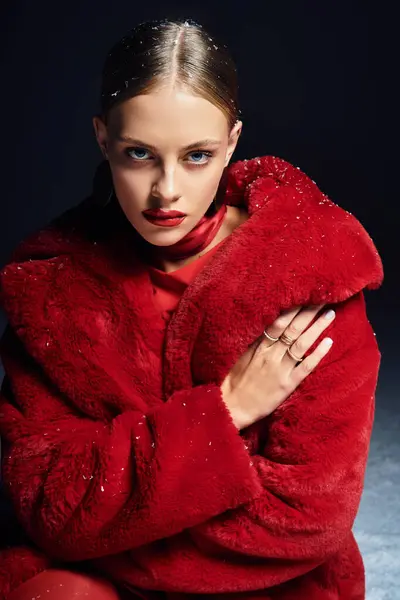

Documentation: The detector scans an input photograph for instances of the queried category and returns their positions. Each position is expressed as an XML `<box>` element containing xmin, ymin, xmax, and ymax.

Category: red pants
<box><xmin>8</xmin><ymin>569</ymin><xmax>134</xmax><ymax>600</ymax></box>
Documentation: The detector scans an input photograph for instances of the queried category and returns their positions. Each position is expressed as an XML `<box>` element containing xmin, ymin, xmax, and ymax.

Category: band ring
<box><xmin>286</xmin><ymin>346</ymin><xmax>303</xmax><ymax>362</ymax></box>
<box><xmin>263</xmin><ymin>330</ymin><xmax>280</xmax><ymax>342</ymax></box>
<box><xmin>279</xmin><ymin>332</ymin><xmax>296</xmax><ymax>346</ymax></box>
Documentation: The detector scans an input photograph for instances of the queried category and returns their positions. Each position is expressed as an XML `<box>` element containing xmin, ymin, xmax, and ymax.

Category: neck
<box><xmin>144</xmin><ymin>201</ymin><xmax>226</xmax><ymax>272</ymax></box>
<box><xmin>157</xmin><ymin>205</ymin><xmax>248</xmax><ymax>273</ymax></box>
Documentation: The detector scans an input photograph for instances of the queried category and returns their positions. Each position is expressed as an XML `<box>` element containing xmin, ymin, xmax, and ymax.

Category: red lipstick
<box><xmin>143</xmin><ymin>209</ymin><xmax>186</xmax><ymax>218</ymax></box>
<box><xmin>142</xmin><ymin>208</ymin><xmax>187</xmax><ymax>228</ymax></box>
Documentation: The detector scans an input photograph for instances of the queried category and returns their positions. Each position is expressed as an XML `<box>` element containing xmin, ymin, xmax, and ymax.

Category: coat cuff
<box><xmin>148</xmin><ymin>384</ymin><xmax>263</xmax><ymax>526</ymax></box>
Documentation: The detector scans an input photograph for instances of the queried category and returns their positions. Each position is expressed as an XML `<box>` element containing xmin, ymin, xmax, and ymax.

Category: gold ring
<box><xmin>263</xmin><ymin>330</ymin><xmax>280</xmax><ymax>342</ymax></box>
<box><xmin>280</xmin><ymin>332</ymin><xmax>295</xmax><ymax>346</ymax></box>
<box><xmin>287</xmin><ymin>347</ymin><xmax>303</xmax><ymax>362</ymax></box>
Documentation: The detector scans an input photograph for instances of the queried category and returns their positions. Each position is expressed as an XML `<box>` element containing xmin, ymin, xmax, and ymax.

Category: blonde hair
<box><xmin>100</xmin><ymin>19</ymin><xmax>240</xmax><ymax>129</ymax></box>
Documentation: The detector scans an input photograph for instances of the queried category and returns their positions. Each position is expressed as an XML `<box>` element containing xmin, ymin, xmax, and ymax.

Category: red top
<box><xmin>147</xmin><ymin>239</ymin><xmax>226</xmax><ymax>322</ymax></box>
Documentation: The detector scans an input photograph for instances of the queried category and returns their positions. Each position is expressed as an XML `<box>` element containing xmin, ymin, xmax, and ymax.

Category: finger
<box><xmin>282</xmin><ymin>308</ymin><xmax>335</xmax><ymax>367</ymax></box>
<box><xmin>291</xmin><ymin>336</ymin><xmax>333</xmax><ymax>386</ymax></box>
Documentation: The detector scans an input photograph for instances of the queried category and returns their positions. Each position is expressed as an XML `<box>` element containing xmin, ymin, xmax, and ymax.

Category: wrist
<box><xmin>231</xmin><ymin>407</ymin><xmax>253</xmax><ymax>431</ymax></box>
<box><xmin>221</xmin><ymin>388</ymin><xmax>253</xmax><ymax>431</ymax></box>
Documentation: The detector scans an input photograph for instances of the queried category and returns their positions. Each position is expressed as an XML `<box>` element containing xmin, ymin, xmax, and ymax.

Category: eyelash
<box><xmin>124</xmin><ymin>147</ymin><xmax>214</xmax><ymax>166</ymax></box>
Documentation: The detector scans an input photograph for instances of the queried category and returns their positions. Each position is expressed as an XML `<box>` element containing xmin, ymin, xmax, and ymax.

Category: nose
<box><xmin>151</xmin><ymin>167</ymin><xmax>181</xmax><ymax>207</ymax></box>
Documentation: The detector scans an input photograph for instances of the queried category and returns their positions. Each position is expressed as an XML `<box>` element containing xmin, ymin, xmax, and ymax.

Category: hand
<box><xmin>221</xmin><ymin>304</ymin><xmax>335</xmax><ymax>430</ymax></box>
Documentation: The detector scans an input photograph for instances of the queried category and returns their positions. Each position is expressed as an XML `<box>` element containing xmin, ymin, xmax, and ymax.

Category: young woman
<box><xmin>0</xmin><ymin>18</ymin><xmax>383</xmax><ymax>600</ymax></box>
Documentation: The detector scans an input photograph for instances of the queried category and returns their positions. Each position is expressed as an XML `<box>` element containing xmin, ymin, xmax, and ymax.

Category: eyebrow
<box><xmin>115</xmin><ymin>136</ymin><xmax>222</xmax><ymax>151</ymax></box>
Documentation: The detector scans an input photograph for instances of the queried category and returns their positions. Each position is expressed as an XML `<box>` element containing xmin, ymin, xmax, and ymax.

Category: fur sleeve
<box><xmin>0</xmin><ymin>328</ymin><xmax>263</xmax><ymax>561</ymax></box>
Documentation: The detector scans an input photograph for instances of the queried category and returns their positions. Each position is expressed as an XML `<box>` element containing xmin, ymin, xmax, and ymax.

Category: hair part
<box><xmin>100</xmin><ymin>19</ymin><xmax>240</xmax><ymax>130</ymax></box>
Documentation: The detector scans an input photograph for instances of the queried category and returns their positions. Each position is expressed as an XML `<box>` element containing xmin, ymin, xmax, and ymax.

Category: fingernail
<box><xmin>324</xmin><ymin>309</ymin><xmax>335</xmax><ymax>319</ymax></box>
<box><xmin>322</xmin><ymin>337</ymin><xmax>333</xmax><ymax>347</ymax></box>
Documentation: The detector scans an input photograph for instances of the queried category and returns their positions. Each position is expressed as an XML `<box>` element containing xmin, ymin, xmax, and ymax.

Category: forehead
<box><xmin>108</xmin><ymin>88</ymin><xmax>229</xmax><ymax>144</ymax></box>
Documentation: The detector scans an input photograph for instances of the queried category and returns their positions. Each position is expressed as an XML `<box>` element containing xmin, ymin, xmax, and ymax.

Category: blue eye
<box><xmin>187</xmin><ymin>151</ymin><xmax>213</xmax><ymax>164</ymax></box>
<box><xmin>126</xmin><ymin>147</ymin><xmax>151</xmax><ymax>160</ymax></box>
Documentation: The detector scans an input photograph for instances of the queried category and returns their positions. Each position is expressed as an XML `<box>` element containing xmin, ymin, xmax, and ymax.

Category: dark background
<box><xmin>0</xmin><ymin>1</ymin><xmax>398</xmax><ymax>594</ymax></box>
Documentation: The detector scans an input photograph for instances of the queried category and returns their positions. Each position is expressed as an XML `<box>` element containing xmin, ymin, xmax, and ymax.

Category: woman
<box><xmin>0</xmin><ymin>18</ymin><xmax>383</xmax><ymax>600</ymax></box>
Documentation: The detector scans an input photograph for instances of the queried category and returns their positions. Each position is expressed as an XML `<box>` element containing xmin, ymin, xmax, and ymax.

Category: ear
<box><xmin>92</xmin><ymin>115</ymin><xmax>109</xmax><ymax>159</ymax></box>
<box><xmin>225</xmin><ymin>120</ymin><xmax>243</xmax><ymax>166</ymax></box>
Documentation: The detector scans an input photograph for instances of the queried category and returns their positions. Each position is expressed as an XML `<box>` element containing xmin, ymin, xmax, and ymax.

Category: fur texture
<box><xmin>0</xmin><ymin>156</ymin><xmax>384</xmax><ymax>599</ymax></box>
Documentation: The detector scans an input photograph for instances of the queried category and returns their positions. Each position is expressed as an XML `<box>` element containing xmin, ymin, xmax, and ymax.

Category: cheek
<box><xmin>188</xmin><ymin>162</ymin><xmax>225</xmax><ymax>197</ymax></box>
<box><xmin>111</xmin><ymin>166</ymin><xmax>148</xmax><ymax>203</ymax></box>
<box><xmin>195</xmin><ymin>167</ymin><xmax>225</xmax><ymax>205</ymax></box>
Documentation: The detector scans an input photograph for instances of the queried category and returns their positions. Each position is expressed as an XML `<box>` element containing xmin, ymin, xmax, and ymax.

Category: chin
<box><xmin>137</xmin><ymin>226</ymin><xmax>189</xmax><ymax>247</ymax></box>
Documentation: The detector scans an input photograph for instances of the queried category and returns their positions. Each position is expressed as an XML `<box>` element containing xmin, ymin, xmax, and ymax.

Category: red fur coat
<box><xmin>0</xmin><ymin>156</ymin><xmax>383</xmax><ymax>599</ymax></box>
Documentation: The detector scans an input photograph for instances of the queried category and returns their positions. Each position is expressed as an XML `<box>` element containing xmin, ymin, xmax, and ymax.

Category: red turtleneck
<box><xmin>146</xmin><ymin>202</ymin><xmax>228</xmax><ymax>321</ymax></box>
<box><xmin>148</xmin><ymin>238</ymin><xmax>226</xmax><ymax>322</ymax></box>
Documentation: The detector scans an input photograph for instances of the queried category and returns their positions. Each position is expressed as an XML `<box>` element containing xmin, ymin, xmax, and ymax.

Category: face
<box><xmin>93</xmin><ymin>86</ymin><xmax>242</xmax><ymax>246</ymax></box>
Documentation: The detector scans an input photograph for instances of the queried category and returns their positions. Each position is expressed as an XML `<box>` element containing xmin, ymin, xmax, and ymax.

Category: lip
<box><xmin>143</xmin><ymin>214</ymin><xmax>187</xmax><ymax>228</ymax></box>
<box><xmin>142</xmin><ymin>209</ymin><xmax>187</xmax><ymax>219</ymax></box>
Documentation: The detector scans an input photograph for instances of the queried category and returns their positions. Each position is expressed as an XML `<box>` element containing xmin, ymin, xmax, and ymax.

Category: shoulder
<box><xmin>222</xmin><ymin>154</ymin><xmax>384</xmax><ymax>298</ymax></box>
<box><xmin>0</xmin><ymin>196</ymin><xmax>118</xmax><ymax>334</ymax></box>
